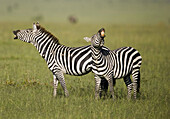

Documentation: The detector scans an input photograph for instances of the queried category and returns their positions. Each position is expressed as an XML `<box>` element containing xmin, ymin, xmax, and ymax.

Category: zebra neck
<box><xmin>91</xmin><ymin>47</ymin><xmax>102</xmax><ymax>62</ymax></box>
<box><xmin>34</xmin><ymin>35</ymin><xmax>60</xmax><ymax>60</ymax></box>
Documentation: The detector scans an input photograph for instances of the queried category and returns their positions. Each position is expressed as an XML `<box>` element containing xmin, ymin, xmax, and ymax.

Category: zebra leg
<box><xmin>106</xmin><ymin>76</ymin><xmax>114</xmax><ymax>101</ymax></box>
<box><xmin>94</xmin><ymin>75</ymin><xmax>101</xmax><ymax>99</ymax></box>
<box><xmin>53</xmin><ymin>75</ymin><xmax>59</xmax><ymax>97</ymax></box>
<box><xmin>100</xmin><ymin>77</ymin><xmax>108</xmax><ymax>98</ymax></box>
<box><xmin>132</xmin><ymin>70</ymin><xmax>140</xmax><ymax>99</ymax></box>
<box><xmin>123</xmin><ymin>75</ymin><xmax>132</xmax><ymax>99</ymax></box>
<box><xmin>55</xmin><ymin>71</ymin><xmax>69</xmax><ymax>97</ymax></box>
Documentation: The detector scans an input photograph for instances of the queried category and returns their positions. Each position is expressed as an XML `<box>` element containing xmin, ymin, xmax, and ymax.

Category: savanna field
<box><xmin>0</xmin><ymin>0</ymin><xmax>170</xmax><ymax>119</ymax></box>
<box><xmin>0</xmin><ymin>22</ymin><xmax>169</xmax><ymax>119</ymax></box>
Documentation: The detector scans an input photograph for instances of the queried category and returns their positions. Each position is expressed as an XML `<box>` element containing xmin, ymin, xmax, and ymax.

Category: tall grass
<box><xmin>0</xmin><ymin>22</ymin><xmax>169</xmax><ymax>119</ymax></box>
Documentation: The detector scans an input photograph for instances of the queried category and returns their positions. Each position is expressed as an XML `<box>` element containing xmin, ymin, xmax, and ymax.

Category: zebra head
<box><xmin>84</xmin><ymin>28</ymin><xmax>105</xmax><ymax>49</ymax></box>
<box><xmin>13</xmin><ymin>22</ymin><xmax>40</xmax><ymax>44</ymax></box>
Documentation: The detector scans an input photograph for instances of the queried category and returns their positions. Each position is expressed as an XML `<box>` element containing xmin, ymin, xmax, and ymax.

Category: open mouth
<box><xmin>13</xmin><ymin>30</ymin><xmax>19</xmax><ymax>39</ymax></box>
<box><xmin>14</xmin><ymin>34</ymin><xmax>17</xmax><ymax>39</ymax></box>
<box><xmin>98</xmin><ymin>28</ymin><xmax>105</xmax><ymax>38</ymax></box>
<box><xmin>101</xmin><ymin>30</ymin><xmax>105</xmax><ymax>37</ymax></box>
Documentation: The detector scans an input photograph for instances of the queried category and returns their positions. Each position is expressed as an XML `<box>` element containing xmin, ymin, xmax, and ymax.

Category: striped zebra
<box><xmin>84</xmin><ymin>28</ymin><xmax>142</xmax><ymax>100</ymax></box>
<box><xmin>13</xmin><ymin>22</ymin><xmax>97</xmax><ymax>97</ymax></box>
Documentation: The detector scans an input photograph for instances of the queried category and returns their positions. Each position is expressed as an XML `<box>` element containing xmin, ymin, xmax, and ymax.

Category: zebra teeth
<box><xmin>14</xmin><ymin>35</ymin><xmax>18</xmax><ymax>39</ymax></box>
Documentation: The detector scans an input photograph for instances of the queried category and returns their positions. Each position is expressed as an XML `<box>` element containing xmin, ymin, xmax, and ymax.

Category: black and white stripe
<box><xmin>13</xmin><ymin>22</ymin><xmax>95</xmax><ymax>97</ymax></box>
<box><xmin>84</xmin><ymin>28</ymin><xmax>142</xmax><ymax>100</ymax></box>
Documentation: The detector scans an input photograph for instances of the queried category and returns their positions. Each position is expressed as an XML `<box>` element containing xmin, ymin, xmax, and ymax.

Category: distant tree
<box><xmin>7</xmin><ymin>3</ymin><xmax>19</xmax><ymax>13</ymax></box>
<box><xmin>68</xmin><ymin>15</ymin><xmax>78</xmax><ymax>24</ymax></box>
<box><xmin>7</xmin><ymin>6</ymin><xmax>12</xmax><ymax>13</ymax></box>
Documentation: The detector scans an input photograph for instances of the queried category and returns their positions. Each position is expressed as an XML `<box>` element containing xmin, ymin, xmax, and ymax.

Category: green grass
<box><xmin>0</xmin><ymin>22</ymin><xmax>169</xmax><ymax>119</ymax></box>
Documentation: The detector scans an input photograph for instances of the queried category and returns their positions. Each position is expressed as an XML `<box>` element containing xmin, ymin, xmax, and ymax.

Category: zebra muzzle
<box><xmin>101</xmin><ymin>31</ymin><xmax>105</xmax><ymax>37</ymax></box>
<box><xmin>13</xmin><ymin>30</ymin><xmax>19</xmax><ymax>39</ymax></box>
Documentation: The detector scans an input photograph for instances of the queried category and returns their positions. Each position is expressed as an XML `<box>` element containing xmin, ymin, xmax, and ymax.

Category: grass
<box><xmin>0</xmin><ymin>22</ymin><xmax>169</xmax><ymax>119</ymax></box>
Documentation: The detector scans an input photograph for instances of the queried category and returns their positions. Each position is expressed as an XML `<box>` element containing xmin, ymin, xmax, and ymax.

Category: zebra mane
<box><xmin>38</xmin><ymin>25</ymin><xmax>60</xmax><ymax>44</ymax></box>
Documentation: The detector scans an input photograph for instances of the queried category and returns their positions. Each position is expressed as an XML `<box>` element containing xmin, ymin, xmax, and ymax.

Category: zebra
<box><xmin>84</xmin><ymin>28</ymin><xmax>142</xmax><ymax>100</ymax></box>
<box><xmin>13</xmin><ymin>22</ymin><xmax>109</xmax><ymax>97</ymax></box>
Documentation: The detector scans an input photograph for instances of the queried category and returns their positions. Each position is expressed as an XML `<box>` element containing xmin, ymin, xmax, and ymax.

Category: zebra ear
<box><xmin>33</xmin><ymin>23</ymin><xmax>37</xmax><ymax>32</ymax></box>
<box><xmin>36</xmin><ymin>21</ymin><xmax>39</xmax><ymax>25</ymax></box>
<box><xmin>36</xmin><ymin>21</ymin><xmax>40</xmax><ymax>29</ymax></box>
<box><xmin>84</xmin><ymin>37</ymin><xmax>91</xmax><ymax>42</ymax></box>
